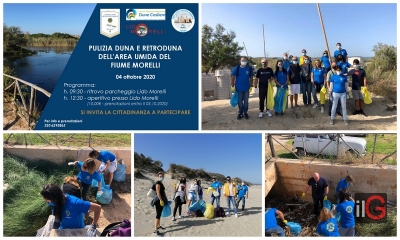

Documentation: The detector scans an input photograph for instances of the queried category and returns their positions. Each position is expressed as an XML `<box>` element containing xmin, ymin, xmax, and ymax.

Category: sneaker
<box><xmin>321</xmin><ymin>107</ymin><xmax>324</xmax><ymax>113</ymax></box>
<box><xmin>266</xmin><ymin>110</ymin><xmax>272</xmax><ymax>117</ymax></box>
<box><xmin>242</xmin><ymin>206</ymin><xmax>245</xmax><ymax>211</ymax></box>
<box><xmin>230</xmin><ymin>212</ymin><xmax>233</xmax><ymax>215</ymax></box>
<box><xmin>344</xmin><ymin>120</ymin><xmax>349</xmax><ymax>126</ymax></box>
<box><xmin>235</xmin><ymin>213</ymin><xmax>238</xmax><ymax>218</ymax></box>
<box><xmin>158</xmin><ymin>226</ymin><xmax>165</xmax><ymax>230</ymax></box>
<box><xmin>178</xmin><ymin>215</ymin><xmax>183</xmax><ymax>219</ymax></box>
<box><xmin>153</xmin><ymin>230</ymin><xmax>161</xmax><ymax>236</ymax></box>
<box><xmin>313</xmin><ymin>104</ymin><xmax>319</xmax><ymax>108</ymax></box>
<box><xmin>237</xmin><ymin>114</ymin><xmax>243</xmax><ymax>120</ymax></box>
<box><xmin>352</xmin><ymin>110</ymin><xmax>360</xmax><ymax>115</ymax></box>
<box><xmin>360</xmin><ymin>109</ymin><xmax>367</xmax><ymax>117</ymax></box>
<box><xmin>330</xmin><ymin>119</ymin><xmax>334</xmax><ymax>125</ymax></box>
<box><xmin>244</xmin><ymin>113</ymin><xmax>249</xmax><ymax>119</ymax></box>
<box><xmin>258</xmin><ymin>112</ymin><xmax>263</xmax><ymax>118</ymax></box>
<box><xmin>172</xmin><ymin>217</ymin><xmax>176</xmax><ymax>221</ymax></box>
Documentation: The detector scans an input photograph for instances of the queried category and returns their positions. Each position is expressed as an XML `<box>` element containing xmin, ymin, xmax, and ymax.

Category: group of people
<box><xmin>266</xmin><ymin>172</ymin><xmax>356</xmax><ymax>237</ymax></box>
<box><xmin>231</xmin><ymin>43</ymin><xmax>368</xmax><ymax>125</ymax></box>
<box><xmin>152</xmin><ymin>173</ymin><xmax>249</xmax><ymax>236</ymax></box>
<box><xmin>40</xmin><ymin>150</ymin><xmax>118</xmax><ymax>236</ymax></box>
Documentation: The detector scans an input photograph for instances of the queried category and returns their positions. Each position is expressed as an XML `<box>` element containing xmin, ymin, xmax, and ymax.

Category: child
<box><xmin>73</xmin><ymin>158</ymin><xmax>102</xmax><ymax>201</ymax></box>
<box><xmin>89</xmin><ymin>150</ymin><xmax>118</xmax><ymax>187</ymax></box>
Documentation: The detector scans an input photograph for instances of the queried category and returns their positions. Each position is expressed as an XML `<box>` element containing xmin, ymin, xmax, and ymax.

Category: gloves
<box><xmin>86</xmin><ymin>223</ymin><xmax>96</xmax><ymax>237</ymax></box>
<box><xmin>160</xmin><ymin>200</ymin><xmax>164</xmax><ymax>207</ymax></box>
<box><xmin>249</xmin><ymin>86</ymin><xmax>253</xmax><ymax>93</ymax></box>
<box><xmin>302</xmin><ymin>193</ymin><xmax>305</xmax><ymax>198</ymax></box>
<box><xmin>324</xmin><ymin>196</ymin><xmax>328</xmax><ymax>201</ymax></box>
<box><xmin>254</xmin><ymin>87</ymin><xmax>259</xmax><ymax>94</ymax></box>
<box><xmin>283</xmin><ymin>220</ymin><xmax>288</xmax><ymax>224</ymax></box>
<box><xmin>231</xmin><ymin>86</ymin><xmax>236</xmax><ymax>93</ymax></box>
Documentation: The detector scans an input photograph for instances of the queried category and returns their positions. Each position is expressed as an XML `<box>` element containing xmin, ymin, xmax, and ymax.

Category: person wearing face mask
<box><xmin>336</xmin><ymin>54</ymin><xmax>351</xmax><ymax>75</ymax></box>
<box><xmin>326</xmin><ymin>62</ymin><xmax>343</xmax><ymax>118</ymax></box>
<box><xmin>334</xmin><ymin>43</ymin><xmax>348</xmax><ymax>63</ymax></box>
<box><xmin>300</xmin><ymin>56</ymin><xmax>313</xmax><ymax>107</ymax></box>
<box><xmin>287</xmin><ymin>56</ymin><xmax>301</xmax><ymax>109</ymax></box>
<box><xmin>282</xmin><ymin>53</ymin><xmax>291</xmax><ymax>71</ymax></box>
<box><xmin>187</xmin><ymin>178</ymin><xmax>198</xmax><ymax>212</ymax></box>
<box><xmin>311</xmin><ymin>59</ymin><xmax>327</xmax><ymax>112</ymax></box>
<box><xmin>41</xmin><ymin>183</ymin><xmax>101</xmax><ymax>236</ymax></box>
<box><xmin>320</xmin><ymin>50</ymin><xmax>331</xmax><ymax>71</ymax></box>
<box><xmin>231</xmin><ymin>56</ymin><xmax>253</xmax><ymax>120</ymax></box>
<box><xmin>254</xmin><ymin>58</ymin><xmax>274</xmax><ymax>118</ymax></box>
<box><xmin>236</xmin><ymin>181</ymin><xmax>249</xmax><ymax>211</ymax></box>
<box><xmin>210</xmin><ymin>177</ymin><xmax>222</xmax><ymax>208</ymax></box>
<box><xmin>299</xmin><ymin>49</ymin><xmax>312</xmax><ymax>66</ymax></box>
<box><xmin>329</xmin><ymin>65</ymin><xmax>349</xmax><ymax>126</ymax></box>
<box><xmin>152</xmin><ymin>172</ymin><xmax>167</xmax><ymax>236</ymax></box>
<box><xmin>172</xmin><ymin>178</ymin><xmax>187</xmax><ymax>221</ymax></box>
<box><xmin>348</xmin><ymin>59</ymin><xmax>367</xmax><ymax>116</ymax></box>
<box><xmin>274</xmin><ymin>60</ymin><xmax>289</xmax><ymax>116</ymax></box>
<box><xmin>72</xmin><ymin>158</ymin><xmax>102</xmax><ymax>201</ymax></box>
<box><xmin>223</xmin><ymin>176</ymin><xmax>238</xmax><ymax>218</ymax></box>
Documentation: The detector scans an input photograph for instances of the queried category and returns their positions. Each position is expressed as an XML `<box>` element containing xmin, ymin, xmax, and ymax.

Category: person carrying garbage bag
<box><xmin>333</xmin><ymin>191</ymin><xmax>355</xmax><ymax>236</ymax></box>
<box><xmin>265</xmin><ymin>207</ymin><xmax>287</xmax><ymax>237</ymax></box>
<box><xmin>274</xmin><ymin>60</ymin><xmax>289</xmax><ymax>116</ymax></box>
<box><xmin>302</xmin><ymin>172</ymin><xmax>329</xmax><ymax>218</ymax></box>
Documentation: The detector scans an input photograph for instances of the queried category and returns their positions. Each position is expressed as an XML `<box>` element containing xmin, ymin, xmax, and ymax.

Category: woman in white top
<box><xmin>172</xmin><ymin>178</ymin><xmax>187</xmax><ymax>221</ymax></box>
<box><xmin>186</xmin><ymin>178</ymin><xmax>198</xmax><ymax>215</ymax></box>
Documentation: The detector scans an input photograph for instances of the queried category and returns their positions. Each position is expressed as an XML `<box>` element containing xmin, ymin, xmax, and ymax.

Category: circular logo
<box><xmin>326</xmin><ymin>222</ymin><xmax>335</xmax><ymax>232</ymax></box>
<box><xmin>346</xmin><ymin>205</ymin><xmax>353</xmax><ymax>213</ymax></box>
<box><xmin>135</xmin><ymin>24</ymin><xmax>148</xmax><ymax>37</ymax></box>
<box><xmin>171</xmin><ymin>9</ymin><xmax>195</xmax><ymax>33</ymax></box>
<box><xmin>126</xmin><ymin>9</ymin><xmax>137</xmax><ymax>19</ymax></box>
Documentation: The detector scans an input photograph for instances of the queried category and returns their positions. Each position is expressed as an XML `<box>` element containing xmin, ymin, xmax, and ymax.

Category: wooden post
<box><xmin>89</xmin><ymin>133</ymin><xmax>92</xmax><ymax>148</ymax></box>
<box><xmin>316</xmin><ymin>4</ymin><xmax>333</xmax><ymax>64</ymax></box>
<box><xmin>243</xmin><ymin>42</ymin><xmax>249</xmax><ymax>58</ymax></box>
<box><xmin>371</xmin><ymin>134</ymin><xmax>377</xmax><ymax>163</ymax></box>
<box><xmin>268</xmin><ymin>134</ymin><xmax>276</xmax><ymax>157</ymax></box>
<box><xmin>262</xmin><ymin>24</ymin><xmax>266</xmax><ymax>58</ymax></box>
<box><xmin>15</xmin><ymin>80</ymin><xmax>28</xmax><ymax>113</ymax></box>
<box><xmin>24</xmin><ymin>133</ymin><xmax>28</xmax><ymax>147</ymax></box>
<box><xmin>13</xmin><ymin>80</ymin><xmax>17</xmax><ymax>100</ymax></box>
<box><xmin>29</xmin><ymin>87</ymin><xmax>34</xmax><ymax>114</ymax></box>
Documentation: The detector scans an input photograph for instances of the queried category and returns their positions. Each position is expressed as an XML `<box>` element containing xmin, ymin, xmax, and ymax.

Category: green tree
<box><xmin>3</xmin><ymin>24</ymin><xmax>28</xmax><ymax>52</ymax></box>
<box><xmin>202</xmin><ymin>24</ymin><xmax>244</xmax><ymax>73</ymax></box>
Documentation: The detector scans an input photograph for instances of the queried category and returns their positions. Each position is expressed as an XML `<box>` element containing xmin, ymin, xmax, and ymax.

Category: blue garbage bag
<box><xmin>230</xmin><ymin>91</ymin><xmax>238</xmax><ymax>107</ymax></box>
<box><xmin>91</xmin><ymin>178</ymin><xmax>99</xmax><ymax>188</ymax></box>
<box><xmin>161</xmin><ymin>201</ymin><xmax>172</xmax><ymax>218</ymax></box>
<box><xmin>286</xmin><ymin>222</ymin><xmax>302</xmax><ymax>236</ymax></box>
<box><xmin>274</xmin><ymin>87</ymin><xmax>287</xmax><ymax>113</ymax></box>
<box><xmin>96</xmin><ymin>173</ymin><xmax>112</xmax><ymax>205</ymax></box>
<box><xmin>332</xmin><ymin>204</ymin><xmax>341</xmax><ymax>222</ymax></box>
<box><xmin>114</xmin><ymin>163</ymin><xmax>126</xmax><ymax>182</ymax></box>
<box><xmin>323</xmin><ymin>199</ymin><xmax>332</xmax><ymax>210</ymax></box>
<box><xmin>188</xmin><ymin>200</ymin><xmax>206</xmax><ymax>213</ymax></box>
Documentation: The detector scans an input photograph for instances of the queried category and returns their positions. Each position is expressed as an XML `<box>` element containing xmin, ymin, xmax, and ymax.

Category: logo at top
<box><xmin>171</xmin><ymin>9</ymin><xmax>195</xmax><ymax>33</ymax></box>
<box><xmin>135</xmin><ymin>24</ymin><xmax>148</xmax><ymax>37</ymax></box>
<box><xmin>126</xmin><ymin>9</ymin><xmax>137</xmax><ymax>20</ymax></box>
<box><xmin>100</xmin><ymin>9</ymin><xmax>120</xmax><ymax>38</ymax></box>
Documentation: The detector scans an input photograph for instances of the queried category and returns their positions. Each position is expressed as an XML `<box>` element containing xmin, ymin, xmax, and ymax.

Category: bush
<box><xmin>356</xmin><ymin>209</ymin><xmax>396</xmax><ymax>236</ymax></box>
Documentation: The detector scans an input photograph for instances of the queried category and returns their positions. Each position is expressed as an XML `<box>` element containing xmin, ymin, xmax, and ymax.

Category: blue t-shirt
<box><xmin>97</xmin><ymin>150</ymin><xmax>116</xmax><ymax>163</ymax></box>
<box><xmin>321</xmin><ymin>56</ymin><xmax>331</xmax><ymax>68</ymax></box>
<box><xmin>336</xmin><ymin>201</ymin><xmax>355</xmax><ymax>228</ymax></box>
<box><xmin>231</xmin><ymin>65</ymin><xmax>253</xmax><ymax>91</ymax></box>
<box><xmin>211</xmin><ymin>181</ymin><xmax>223</xmax><ymax>195</ymax></box>
<box><xmin>282</xmin><ymin>59</ymin><xmax>291</xmax><ymax>71</ymax></box>
<box><xmin>335</xmin><ymin>178</ymin><xmax>350</xmax><ymax>193</ymax></box>
<box><xmin>330</xmin><ymin>74</ymin><xmax>348</xmax><ymax>93</ymax></box>
<box><xmin>316</xmin><ymin>218</ymin><xmax>340</xmax><ymax>236</ymax></box>
<box><xmin>237</xmin><ymin>185</ymin><xmax>248</xmax><ymax>198</ymax></box>
<box><xmin>312</xmin><ymin>67</ymin><xmax>325</xmax><ymax>84</ymax></box>
<box><xmin>59</xmin><ymin>194</ymin><xmax>91</xmax><ymax>229</ymax></box>
<box><xmin>77</xmin><ymin>161</ymin><xmax>102</xmax><ymax>184</ymax></box>
<box><xmin>337</xmin><ymin>61</ymin><xmax>351</xmax><ymax>74</ymax></box>
<box><xmin>265</xmin><ymin>208</ymin><xmax>278</xmax><ymax>229</ymax></box>
<box><xmin>334</xmin><ymin>49</ymin><xmax>348</xmax><ymax>59</ymax></box>
<box><xmin>275</xmin><ymin>70</ymin><xmax>288</xmax><ymax>86</ymax></box>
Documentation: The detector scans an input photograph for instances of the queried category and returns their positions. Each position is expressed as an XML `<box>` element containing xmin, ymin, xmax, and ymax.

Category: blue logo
<box><xmin>126</xmin><ymin>9</ymin><xmax>137</xmax><ymax>20</ymax></box>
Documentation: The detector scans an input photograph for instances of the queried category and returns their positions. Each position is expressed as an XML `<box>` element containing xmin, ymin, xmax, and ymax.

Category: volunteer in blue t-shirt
<box><xmin>329</xmin><ymin>65</ymin><xmax>349</xmax><ymax>126</ymax></box>
<box><xmin>336</xmin><ymin>54</ymin><xmax>352</xmax><ymax>75</ymax></box>
<box><xmin>73</xmin><ymin>158</ymin><xmax>102</xmax><ymax>201</ymax></box>
<box><xmin>311</xmin><ymin>59</ymin><xmax>327</xmax><ymax>113</ymax></box>
<box><xmin>333</xmin><ymin>191</ymin><xmax>355</xmax><ymax>236</ymax></box>
<box><xmin>265</xmin><ymin>208</ymin><xmax>287</xmax><ymax>237</ymax></box>
<box><xmin>41</xmin><ymin>184</ymin><xmax>101</xmax><ymax>236</ymax></box>
<box><xmin>210</xmin><ymin>177</ymin><xmax>222</xmax><ymax>208</ymax></box>
<box><xmin>274</xmin><ymin>60</ymin><xmax>289</xmax><ymax>116</ymax></box>
<box><xmin>89</xmin><ymin>150</ymin><xmax>118</xmax><ymax>187</ymax></box>
<box><xmin>236</xmin><ymin>181</ymin><xmax>249</xmax><ymax>211</ymax></box>
<box><xmin>334</xmin><ymin>175</ymin><xmax>355</xmax><ymax>203</ymax></box>
<box><xmin>334</xmin><ymin>43</ymin><xmax>348</xmax><ymax>63</ymax></box>
<box><xmin>315</xmin><ymin>207</ymin><xmax>340</xmax><ymax>236</ymax></box>
<box><xmin>320</xmin><ymin>50</ymin><xmax>331</xmax><ymax>71</ymax></box>
<box><xmin>282</xmin><ymin>53</ymin><xmax>291</xmax><ymax>71</ymax></box>
<box><xmin>231</xmin><ymin>56</ymin><xmax>253</xmax><ymax>120</ymax></box>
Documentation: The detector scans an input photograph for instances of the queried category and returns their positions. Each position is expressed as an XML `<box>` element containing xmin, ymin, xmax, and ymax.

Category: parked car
<box><xmin>292</xmin><ymin>134</ymin><xmax>367</xmax><ymax>157</ymax></box>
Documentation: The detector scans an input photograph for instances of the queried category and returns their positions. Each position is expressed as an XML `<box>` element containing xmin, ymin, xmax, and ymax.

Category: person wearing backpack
<box><xmin>223</xmin><ymin>176</ymin><xmax>238</xmax><ymax>218</ymax></box>
<box><xmin>254</xmin><ymin>58</ymin><xmax>275</xmax><ymax>118</ymax></box>
<box><xmin>300</xmin><ymin>56</ymin><xmax>313</xmax><ymax>107</ymax></box>
<box><xmin>231</xmin><ymin>56</ymin><xmax>254</xmax><ymax>120</ymax></box>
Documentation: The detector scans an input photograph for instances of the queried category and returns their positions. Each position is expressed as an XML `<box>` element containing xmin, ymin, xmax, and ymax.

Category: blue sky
<box><xmin>202</xmin><ymin>3</ymin><xmax>397</xmax><ymax>58</ymax></box>
<box><xmin>134</xmin><ymin>134</ymin><xmax>262</xmax><ymax>184</ymax></box>
<box><xmin>4</xmin><ymin>4</ymin><xmax>96</xmax><ymax>35</ymax></box>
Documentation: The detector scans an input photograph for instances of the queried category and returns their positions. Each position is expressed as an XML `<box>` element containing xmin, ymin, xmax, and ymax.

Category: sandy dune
<box><xmin>134</xmin><ymin>171</ymin><xmax>262</xmax><ymax>237</ymax></box>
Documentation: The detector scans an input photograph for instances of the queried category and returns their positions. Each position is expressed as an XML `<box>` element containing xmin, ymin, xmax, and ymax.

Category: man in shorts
<box><xmin>287</xmin><ymin>56</ymin><xmax>301</xmax><ymax>109</ymax></box>
<box><xmin>348</xmin><ymin>59</ymin><xmax>367</xmax><ymax>116</ymax></box>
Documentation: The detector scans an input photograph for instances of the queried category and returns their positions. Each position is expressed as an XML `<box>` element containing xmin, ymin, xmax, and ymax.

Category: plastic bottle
<box><xmin>68</xmin><ymin>162</ymin><xmax>74</xmax><ymax>166</ymax></box>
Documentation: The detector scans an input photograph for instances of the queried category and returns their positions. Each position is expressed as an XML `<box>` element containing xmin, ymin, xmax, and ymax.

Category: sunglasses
<box><xmin>261</xmin><ymin>62</ymin><xmax>266</xmax><ymax>63</ymax></box>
